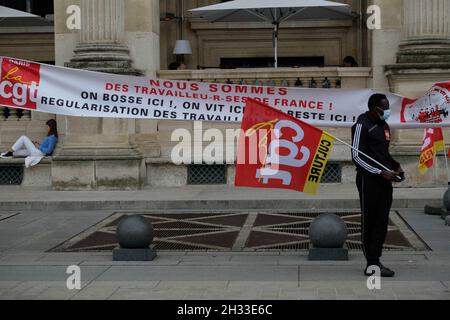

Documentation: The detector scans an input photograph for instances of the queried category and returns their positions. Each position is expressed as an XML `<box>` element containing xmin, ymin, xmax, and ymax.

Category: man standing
<box><xmin>351</xmin><ymin>93</ymin><xmax>405</xmax><ymax>277</ymax></box>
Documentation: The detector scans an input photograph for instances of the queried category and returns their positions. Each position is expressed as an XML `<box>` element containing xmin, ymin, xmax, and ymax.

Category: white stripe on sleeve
<box><xmin>352</xmin><ymin>124</ymin><xmax>382</xmax><ymax>175</ymax></box>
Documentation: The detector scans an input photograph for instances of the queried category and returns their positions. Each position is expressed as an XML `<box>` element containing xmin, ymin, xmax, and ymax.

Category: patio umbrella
<box><xmin>190</xmin><ymin>0</ymin><xmax>353</xmax><ymax>68</ymax></box>
<box><xmin>0</xmin><ymin>5</ymin><xmax>52</xmax><ymax>27</ymax></box>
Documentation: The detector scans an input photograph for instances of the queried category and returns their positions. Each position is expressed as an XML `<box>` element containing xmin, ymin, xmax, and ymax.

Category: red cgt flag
<box><xmin>235</xmin><ymin>98</ymin><xmax>335</xmax><ymax>195</ymax></box>
<box><xmin>434</xmin><ymin>127</ymin><xmax>445</xmax><ymax>152</ymax></box>
<box><xmin>418</xmin><ymin>128</ymin><xmax>445</xmax><ymax>175</ymax></box>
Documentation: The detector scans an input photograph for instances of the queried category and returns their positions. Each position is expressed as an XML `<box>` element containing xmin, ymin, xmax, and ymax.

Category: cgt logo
<box><xmin>0</xmin><ymin>58</ymin><xmax>40</xmax><ymax>110</ymax></box>
<box><xmin>255</xmin><ymin>119</ymin><xmax>310</xmax><ymax>186</ymax></box>
<box><xmin>401</xmin><ymin>83</ymin><xmax>450</xmax><ymax>124</ymax></box>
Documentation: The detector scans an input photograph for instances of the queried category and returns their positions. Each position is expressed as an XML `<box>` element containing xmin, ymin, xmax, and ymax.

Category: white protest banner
<box><xmin>0</xmin><ymin>56</ymin><xmax>449</xmax><ymax>128</ymax></box>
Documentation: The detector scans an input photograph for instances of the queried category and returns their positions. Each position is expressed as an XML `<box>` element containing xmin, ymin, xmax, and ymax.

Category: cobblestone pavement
<box><xmin>0</xmin><ymin>207</ymin><xmax>449</xmax><ymax>300</ymax></box>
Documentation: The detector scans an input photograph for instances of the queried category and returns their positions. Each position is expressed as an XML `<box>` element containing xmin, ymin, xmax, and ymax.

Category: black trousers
<box><xmin>356</xmin><ymin>171</ymin><xmax>393</xmax><ymax>265</ymax></box>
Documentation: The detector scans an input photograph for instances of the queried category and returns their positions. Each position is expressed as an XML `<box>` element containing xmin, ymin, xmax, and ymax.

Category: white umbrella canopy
<box><xmin>0</xmin><ymin>5</ymin><xmax>52</xmax><ymax>27</ymax></box>
<box><xmin>0</xmin><ymin>5</ymin><xmax>38</xmax><ymax>18</ymax></box>
<box><xmin>190</xmin><ymin>0</ymin><xmax>353</xmax><ymax>68</ymax></box>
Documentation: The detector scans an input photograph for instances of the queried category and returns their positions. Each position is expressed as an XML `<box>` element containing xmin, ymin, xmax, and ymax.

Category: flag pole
<box><xmin>326</xmin><ymin>132</ymin><xmax>401</xmax><ymax>179</ymax></box>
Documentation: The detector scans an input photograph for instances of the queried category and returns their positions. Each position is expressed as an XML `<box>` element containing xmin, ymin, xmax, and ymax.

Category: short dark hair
<box><xmin>343</xmin><ymin>56</ymin><xmax>358</xmax><ymax>67</ymax></box>
<box><xmin>168</xmin><ymin>62</ymin><xmax>180</xmax><ymax>70</ymax></box>
<box><xmin>368</xmin><ymin>93</ymin><xmax>387</xmax><ymax>110</ymax></box>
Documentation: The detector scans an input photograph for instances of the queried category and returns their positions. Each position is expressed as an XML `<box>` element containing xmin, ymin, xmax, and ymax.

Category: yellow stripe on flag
<box><xmin>434</xmin><ymin>128</ymin><xmax>445</xmax><ymax>152</ymax></box>
<box><xmin>435</xmin><ymin>140</ymin><xmax>445</xmax><ymax>152</ymax></box>
<box><xmin>418</xmin><ymin>148</ymin><xmax>435</xmax><ymax>175</ymax></box>
<box><xmin>303</xmin><ymin>132</ymin><xmax>335</xmax><ymax>195</ymax></box>
<box><xmin>418</xmin><ymin>162</ymin><xmax>431</xmax><ymax>175</ymax></box>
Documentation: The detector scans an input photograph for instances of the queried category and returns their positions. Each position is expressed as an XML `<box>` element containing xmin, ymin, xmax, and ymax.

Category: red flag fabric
<box><xmin>418</xmin><ymin>128</ymin><xmax>445</xmax><ymax>174</ymax></box>
<box><xmin>235</xmin><ymin>98</ymin><xmax>334</xmax><ymax>194</ymax></box>
<box><xmin>418</xmin><ymin>129</ymin><xmax>436</xmax><ymax>175</ymax></box>
<box><xmin>434</xmin><ymin>128</ymin><xmax>445</xmax><ymax>152</ymax></box>
<box><xmin>0</xmin><ymin>58</ymin><xmax>40</xmax><ymax>110</ymax></box>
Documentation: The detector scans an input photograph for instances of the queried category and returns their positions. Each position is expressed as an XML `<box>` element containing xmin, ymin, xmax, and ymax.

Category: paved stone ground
<box><xmin>0</xmin><ymin>185</ymin><xmax>446</xmax><ymax>211</ymax></box>
<box><xmin>0</xmin><ymin>206</ymin><xmax>449</xmax><ymax>300</ymax></box>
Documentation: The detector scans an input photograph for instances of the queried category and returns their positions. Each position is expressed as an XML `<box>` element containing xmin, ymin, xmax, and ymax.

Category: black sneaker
<box><xmin>379</xmin><ymin>263</ymin><xmax>395</xmax><ymax>277</ymax></box>
<box><xmin>364</xmin><ymin>263</ymin><xmax>395</xmax><ymax>277</ymax></box>
<box><xmin>0</xmin><ymin>151</ymin><xmax>13</xmax><ymax>158</ymax></box>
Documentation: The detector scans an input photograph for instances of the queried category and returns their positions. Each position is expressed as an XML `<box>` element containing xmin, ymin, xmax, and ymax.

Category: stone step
<box><xmin>0</xmin><ymin>187</ymin><xmax>444</xmax><ymax>211</ymax></box>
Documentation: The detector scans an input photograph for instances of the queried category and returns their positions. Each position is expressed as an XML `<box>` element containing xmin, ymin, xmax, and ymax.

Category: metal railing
<box><xmin>1</xmin><ymin>106</ymin><xmax>31</xmax><ymax>121</ymax></box>
<box><xmin>158</xmin><ymin>67</ymin><xmax>372</xmax><ymax>89</ymax></box>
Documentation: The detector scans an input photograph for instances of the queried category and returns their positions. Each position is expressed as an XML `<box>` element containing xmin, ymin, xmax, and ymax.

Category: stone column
<box><xmin>396</xmin><ymin>0</ymin><xmax>450</xmax><ymax>66</ymax></box>
<box><xmin>401</xmin><ymin>0</ymin><xmax>450</xmax><ymax>48</ymax></box>
<box><xmin>68</xmin><ymin>0</ymin><xmax>141</xmax><ymax>74</ymax></box>
<box><xmin>80</xmin><ymin>0</ymin><xmax>124</xmax><ymax>44</ymax></box>
<box><xmin>385</xmin><ymin>0</ymin><xmax>450</xmax><ymax>187</ymax></box>
<box><xmin>63</xmin><ymin>0</ymin><xmax>141</xmax><ymax>154</ymax></box>
<box><xmin>54</xmin><ymin>0</ymin><xmax>143</xmax><ymax>190</ymax></box>
<box><xmin>386</xmin><ymin>0</ymin><xmax>450</xmax><ymax>91</ymax></box>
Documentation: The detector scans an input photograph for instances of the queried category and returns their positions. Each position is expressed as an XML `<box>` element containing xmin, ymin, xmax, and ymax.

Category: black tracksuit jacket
<box><xmin>351</xmin><ymin>112</ymin><xmax>400</xmax><ymax>175</ymax></box>
<box><xmin>351</xmin><ymin>111</ymin><xmax>401</xmax><ymax>265</ymax></box>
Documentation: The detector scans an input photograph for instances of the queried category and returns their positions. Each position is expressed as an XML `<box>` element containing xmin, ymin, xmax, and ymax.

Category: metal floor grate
<box><xmin>268</xmin><ymin>212</ymin><xmax>356</xmax><ymax>218</ymax></box>
<box><xmin>153</xmin><ymin>221</ymin><xmax>224</xmax><ymax>229</ymax></box>
<box><xmin>264</xmin><ymin>242</ymin><xmax>311</xmax><ymax>251</ymax></box>
<box><xmin>346</xmin><ymin>242</ymin><xmax>364</xmax><ymax>250</ymax></box>
<box><xmin>153</xmin><ymin>228</ymin><xmax>223</xmax><ymax>238</ymax></box>
<box><xmin>268</xmin><ymin>228</ymin><xmax>309</xmax><ymax>235</ymax></box>
<box><xmin>51</xmin><ymin>211</ymin><xmax>426</xmax><ymax>252</ymax></box>
<box><xmin>188</xmin><ymin>164</ymin><xmax>227</xmax><ymax>185</ymax></box>
<box><xmin>152</xmin><ymin>241</ymin><xmax>211</xmax><ymax>251</ymax></box>
<box><xmin>0</xmin><ymin>165</ymin><xmax>23</xmax><ymax>185</ymax></box>
<box><xmin>321</xmin><ymin>163</ymin><xmax>342</xmax><ymax>183</ymax></box>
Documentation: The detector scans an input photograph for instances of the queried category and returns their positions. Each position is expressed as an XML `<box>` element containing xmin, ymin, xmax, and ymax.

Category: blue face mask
<box><xmin>376</xmin><ymin>107</ymin><xmax>391</xmax><ymax>121</ymax></box>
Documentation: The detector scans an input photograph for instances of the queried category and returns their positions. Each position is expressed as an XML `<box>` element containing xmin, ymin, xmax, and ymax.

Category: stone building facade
<box><xmin>0</xmin><ymin>0</ymin><xmax>449</xmax><ymax>190</ymax></box>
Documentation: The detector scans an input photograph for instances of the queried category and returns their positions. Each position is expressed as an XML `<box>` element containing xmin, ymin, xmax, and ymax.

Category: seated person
<box><xmin>343</xmin><ymin>56</ymin><xmax>358</xmax><ymax>67</ymax></box>
<box><xmin>1</xmin><ymin>119</ymin><xmax>58</xmax><ymax>158</ymax></box>
<box><xmin>168</xmin><ymin>62</ymin><xmax>187</xmax><ymax>70</ymax></box>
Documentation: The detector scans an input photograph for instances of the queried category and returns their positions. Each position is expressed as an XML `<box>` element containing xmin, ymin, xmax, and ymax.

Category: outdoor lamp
<box><xmin>173</xmin><ymin>40</ymin><xmax>192</xmax><ymax>64</ymax></box>
<box><xmin>173</xmin><ymin>40</ymin><xmax>192</xmax><ymax>55</ymax></box>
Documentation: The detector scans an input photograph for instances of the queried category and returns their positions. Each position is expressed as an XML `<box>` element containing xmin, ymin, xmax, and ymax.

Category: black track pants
<box><xmin>356</xmin><ymin>172</ymin><xmax>393</xmax><ymax>265</ymax></box>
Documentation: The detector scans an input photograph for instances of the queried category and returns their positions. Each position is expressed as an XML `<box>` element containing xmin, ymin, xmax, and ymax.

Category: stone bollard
<box><xmin>424</xmin><ymin>185</ymin><xmax>450</xmax><ymax>219</ymax></box>
<box><xmin>437</xmin><ymin>186</ymin><xmax>450</xmax><ymax>221</ymax></box>
<box><xmin>424</xmin><ymin>205</ymin><xmax>447</xmax><ymax>217</ymax></box>
<box><xmin>308</xmin><ymin>214</ymin><xmax>348</xmax><ymax>261</ymax></box>
<box><xmin>113</xmin><ymin>215</ymin><xmax>157</xmax><ymax>261</ymax></box>
<box><xmin>444</xmin><ymin>187</ymin><xmax>450</xmax><ymax>213</ymax></box>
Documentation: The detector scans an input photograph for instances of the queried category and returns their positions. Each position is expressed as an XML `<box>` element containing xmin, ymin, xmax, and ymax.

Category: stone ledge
<box><xmin>385</xmin><ymin>63</ymin><xmax>450</xmax><ymax>71</ymax></box>
<box><xmin>0</xmin><ymin>157</ymin><xmax>52</xmax><ymax>165</ymax></box>
<box><xmin>398</xmin><ymin>48</ymin><xmax>450</xmax><ymax>56</ymax></box>
<box><xmin>0</xmin><ymin>198</ymin><xmax>442</xmax><ymax>212</ymax></box>
<box><xmin>159</xmin><ymin>67</ymin><xmax>372</xmax><ymax>81</ymax></box>
<box><xmin>0</xmin><ymin>158</ymin><xmax>52</xmax><ymax>188</ymax></box>
<box><xmin>144</xmin><ymin>158</ymin><xmax>355</xmax><ymax>164</ymax></box>
<box><xmin>145</xmin><ymin>157</ymin><xmax>176</xmax><ymax>164</ymax></box>
<box><xmin>52</xmin><ymin>155</ymin><xmax>142</xmax><ymax>161</ymax></box>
